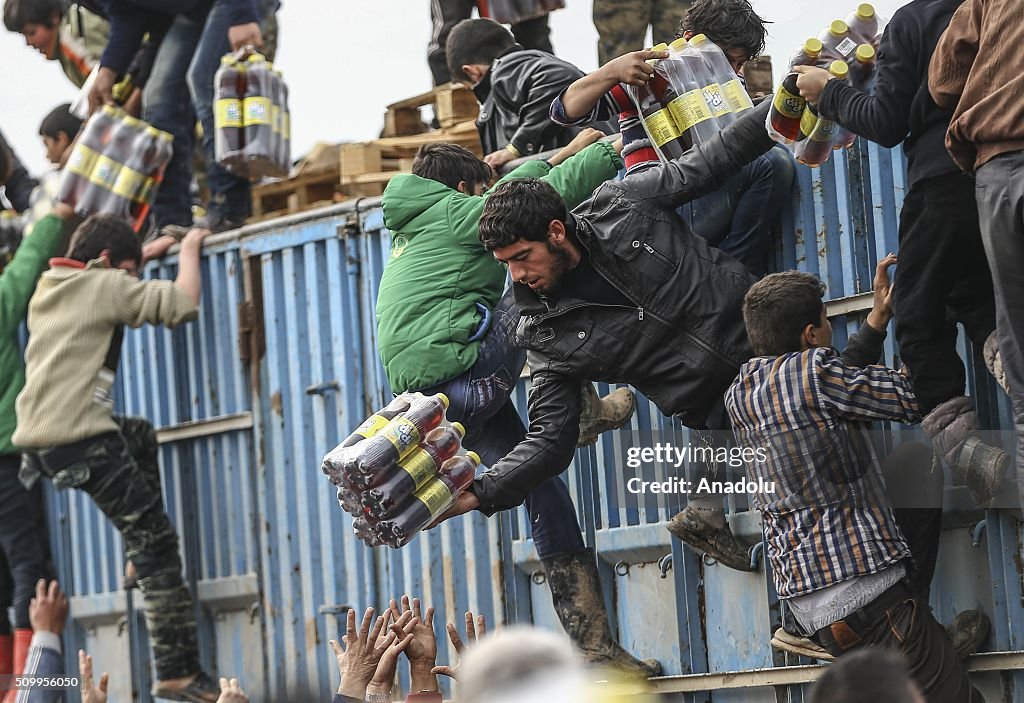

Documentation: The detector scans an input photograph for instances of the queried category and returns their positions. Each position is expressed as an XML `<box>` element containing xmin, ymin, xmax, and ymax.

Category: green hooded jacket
<box><xmin>376</xmin><ymin>141</ymin><xmax>622</xmax><ymax>393</ymax></box>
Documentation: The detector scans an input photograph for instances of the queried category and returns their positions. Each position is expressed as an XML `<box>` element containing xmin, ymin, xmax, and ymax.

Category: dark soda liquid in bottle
<box><xmin>381</xmin><ymin>452</ymin><xmax>480</xmax><ymax>548</ymax></box>
<box><xmin>850</xmin><ymin>43</ymin><xmax>877</xmax><ymax>93</ymax></box>
<box><xmin>350</xmin><ymin>393</ymin><xmax>449</xmax><ymax>479</ymax></box>
<box><xmin>362</xmin><ymin>422</ymin><xmax>466</xmax><ymax>517</ymax></box>
<box><xmin>795</xmin><ymin>60</ymin><xmax>848</xmax><ymax>166</ymax></box>
<box><xmin>788</xmin><ymin>37</ymin><xmax>825</xmax><ymax>70</ymax></box>
<box><xmin>846</xmin><ymin>3</ymin><xmax>879</xmax><ymax>47</ymax></box>
<box><xmin>215</xmin><ymin>55</ymin><xmax>245</xmax><ymax>167</ymax></box>
<box><xmin>633</xmin><ymin>43</ymin><xmax>687</xmax><ymax>160</ymax></box>
<box><xmin>130</xmin><ymin>128</ymin><xmax>173</xmax><ymax>233</ymax></box>
<box><xmin>242</xmin><ymin>53</ymin><xmax>274</xmax><ymax>176</ymax></box>
<box><xmin>321</xmin><ymin>395</ymin><xmax>413</xmax><ymax>484</ymax></box>
<box><xmin>107</xmin><ymin>125</ymin><xmax>155</xmax><ymax>220</ymax></box>
<box><xmin>769</xmin><ymin>73</ymin><xmax>806</xmax><ymax>143</ymax></box>
<box><xmin>664</xmin><ymin>38</ymin><xmax>718</xmax><ymax>147</ymax></box>
<box><xmin>79</xmin><ymin>110</ymin><xmax>140</xmax><ymax>217</ymax></box>
<box><xmin>818</xmin><ymin>20</ymin><xmax>857</xmax><ymax>62</ymax></box>
<box><xmin>60</xmin><ymin>105</ymin><xmax>118</xmax><ymax>209</ymax></box>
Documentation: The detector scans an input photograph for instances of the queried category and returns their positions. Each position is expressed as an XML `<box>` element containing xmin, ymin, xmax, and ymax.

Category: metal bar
<box><xmin>154</xmin><ymin>411</ymin><xmax>254</xmax><ymax>444</ymax></box>
<box><xmin>825</xmin><ymin>292</ymin><xmax>874</xmax><ymax>317</ymax></box>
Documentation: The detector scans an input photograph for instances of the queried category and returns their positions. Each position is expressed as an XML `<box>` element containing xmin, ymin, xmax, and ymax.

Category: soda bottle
<box><xmin>688</xmin><ymin>33</ymin><xmax>752</xmax><ymax>117</ymax></box>
<box><xmin>846</xmin><ymin>3</ymin><xmax>879</xmax><ymax>47</ymax></box>
<box><xmin>78</xmin><ymin>110</ymin><xmax>140</xmax><ymax>216</ymax></box>
<box><xmin>242</xmin><ymin>53</ymin><xmax>274</xmax><ymax>176</ymax></box>
<box><xmin>215</xmin><ymin>55</ymin><xmax>244</xmax><ymax>169</ymax></box>
<box><xmin>628</xmin><ymin>43</ymin><xmax>688</xmax><ymax>161</ymax></box>
<box><xmin>850</xmin><ymin>43</ymin><xmax>877</xmax><ymax>93</ymax></box>
<box><xmin>273</xmin><ymin>69</ymin><xmax>290</xmax><ymax>174</ymax></box>
<box><xmin>337</xmin><ymin>483</ymin><xmax>364</xmax><ymax>515</ymax></box>
<box><xmin>106</xmin><ymin>125</ymin><xmax>155</xmax><ymax>220</ymax></box>
<box><xmin>379</xmin><ymin>452</ymin><xmax>481</xmax><ymax>548</ymax></box>
<box><xmin>350</xmin><ymin>394</ymin><xmax>450</xmax><ymax>478</ymax></box>
<box><xmin>795</xmin><ymin>60</ymin><xmax>848</xmax><ymax>167</ymax></box>
<box><xmin>353</xmin><ymin>515</ymin><xmax>386</xmax><ymax>548</ymax></box>
<box><xmin>361</xmin><ymin>423</ymin><xmax>466</xmax><ymax>517</ymax></box>
<box><xmin>818</xmin><ymin>20</ymin><xmax>858</xmax><ymax>62</ymax></box>
<box><xmin>768</xmin><ymin>73</ymin><xmax>806</xmax><ymax>144</ymax></box>
<box><xmin>130</xmin><ymin>127</ymin><xmax>173</xmax><ymax>232</ymax></box>
<box><xmin>664</xmin><ymin>38</ymin><xmax>717</xmax><ymax>147</ymax></box>
<box><xmin>59</xmin><ymin>105</ymin><xmax>118</xmax><ymax>209</ymax></box>
<box><xmin>321</xmin><ymin>395</ymin><xmax>414</xmax><ymax>484</ymax></box>
<box><xmin>788</xmin><ymin>37</ymin><xmax>825</xmax><ymax>70</ymax></box>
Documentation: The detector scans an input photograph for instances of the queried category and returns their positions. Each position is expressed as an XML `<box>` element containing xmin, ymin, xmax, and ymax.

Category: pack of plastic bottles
<box><xmin>57</xmin><ymin>105</ymin><xmax>173</xmax><ymax>232</ymax></box>
<box><xmin>481</xmin><ymin>0</ymin><xmax>565</xmax><ymax>25</ymax></box>
<box><xmin>214</xmin><ymin>49</ymin><xmax>291</xmax><ymax>179</ymax></box>
<box><xmin>766</xmin><ymin>3</ymin><xmax>886</xmax><ymax>166</ymax></box>
<box><xmin>321</xmin><ymin>392</ymin><xmax>482</xmax><ymax>549</ymax></box>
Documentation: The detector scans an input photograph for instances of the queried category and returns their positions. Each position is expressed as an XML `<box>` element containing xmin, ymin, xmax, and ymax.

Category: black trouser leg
<box><xmin>428</xmin><ymin>0</ymin><xmax>476</xmax><ymax>85</ymax></box>
<box><xmin>511</xmin><ymin>13</ymin><xmax>553</xmax><ymax>54</ymax></box>
<box><xmin>883</xmin><ymin>442</ymin><xmax>943</xmax><ymax>603</ymax></box>
<box><xmin>0</xmin><ymin>455</ymin><xmax>48</xmax><ymax>629</ymax></box>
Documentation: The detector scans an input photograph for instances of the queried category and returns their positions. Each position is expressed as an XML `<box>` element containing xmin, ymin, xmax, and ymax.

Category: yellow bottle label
<box><xmin>271</xmin><ymin>105</ymin><xmax>281</xmax><ymax>135</ymax></box>
<box><xmin>811</xmin><ymin>118</ymin><xmax>840</xmax><ymax>142</ymax></box>
<box><xmin>216</xmin><ymin>98</ymin><xmax>243</xmax><ymax>128</ymax></box>
<box><xmin>284</xmin><ymin>112</ymin><xmax>291</xmax><ymax>139</ymax></box>
<box><xmin>800</xmin><ymin>108</ymin><xmax>819</xmax><ymax>137</ymax></box>
<box><xmin>399</xmin><ymin>450</ymin><xmax>437</xmax><ymax>489</ymax></box>
<box><xmin>88</xmin><ymin>155</ymin><xmax>121</xmax><ymax>188</ymax></box>
<box><xmin>669</xmin><ymin>90</ymin><xmax>714</xmax><ymax>132</ymax></box>
<box><xmin>66</xmin><ymin>144</ymin><xmax>99</xmax><ymax>178</ymax></box>
<box><xmin>642</xmin><ymin>108</ymin><xmax>680</xmax><ymax>148</ymax></box>
<box><xmin>243</xmin><ymin>96</ymin><xmax>272</xmax><ymax>126</ymax></box>
<box><xmin>380</xmin><ymin>418</ymin><xmax>422</xmax><ymax>459</ymax></box>
<box><xmin>354</xmin><ymin>414</ymin><xmax>389</xmax><ymax>441</ymax></box>
<box><xmin>722</xmin><ymin>79</ymin><xmax>754</xmax><ymax>113</ymax></box>
<box><xmin>111</xmin><ymin>165</ymin><xmax>147</xmax><ymax>201</ymax></box>
<box><xmin>415</xmin><ymin>479</ymin><xmax>454</xmax><ymax>516</ymax></box>
<box><xmin>773</xmin><ymin>86</ymin><xmax>805</xmax><ymax>119</ymax></box>
<box><xmin>702</xmin><ymin>83</ymin><xmax>731</xmax><ymax>117</ymax></box>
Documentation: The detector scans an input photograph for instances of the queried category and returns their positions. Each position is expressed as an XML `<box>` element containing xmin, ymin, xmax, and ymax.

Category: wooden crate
<box><xmin>250</xmin><ymin>168</ymin><xmax>341</xmax><ymax>219</ymax></box>
<box><xmin>383</xmin><ymin>84</ymin><xmax>479</xmax><ymax>137</ymax></box>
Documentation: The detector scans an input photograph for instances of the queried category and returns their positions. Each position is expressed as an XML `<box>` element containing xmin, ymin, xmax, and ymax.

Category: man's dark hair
<box><xmin>3</xmin><ymin>0</ymin><xmax>62</xmax><ymax>32</ymax></box>
<box><xmin>478</xmin><ymin>179</ymin><xmax>566</xmax><ymax>251</ymax></box>
<box><xmin>412</xmin><ymin>142</ymin><xmax>492</xmax><ymax>193</ymax></box>
<box><xmin>677</xmin><ymin>0</ymin><xmax>769</xmax><ymax>61</ymax></box>
<box><xmin>446</xmin><ymin>18</ymin><xmax>516</xmax><ymax>82</ymax></box>
<box><xmin>67</xmin><ymin>214</ymin><xmax>142</xmax><ymax>267</ymax></box>
<box><xmin>742</xmin><ymin>271</ymin><xmax>826</xmax><ymax>356</ymax></box>
<box><xmin>810</xmin><ymin>649</ymin><xmax>921</xmax><ymax>703</ymax></box>
<box><xmin>39</xmin><ymin>103</ymin><xmax>83</xmax><ymax>141</ymax></box>
<box><xmin>0</xmin><ymin>140</ymin><xmax>11</xmax><ymax>186</ymax></box>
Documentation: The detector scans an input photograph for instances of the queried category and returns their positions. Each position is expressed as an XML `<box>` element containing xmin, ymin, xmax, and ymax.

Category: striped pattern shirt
<box><xmin>724</xmin><ymin>324</ymin><xmax>921</xmax><ymax>598</ymax></box>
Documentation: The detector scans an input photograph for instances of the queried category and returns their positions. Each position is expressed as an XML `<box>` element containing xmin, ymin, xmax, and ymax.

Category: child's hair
<box><xmin>742</xmin><ymin>271</ymin><xmax>826</xmax><ymax>356</ymax></box>
<box><xmin>39</xmin><ymin>103</ymin><xmax>83</xmax><ymax>141</ymax></box>
<box><xmin>67</xmin><ymin>214</ymin><xmax>142</xmax><ymax>267</ymax></box>
<box><xmin>412</xmin><ymin>142</ymin><xmax>492</xmax><ymax>193</ymax></box>
<box><xmin>446</xmin><ymin>18</ymin><xmax>517</xmax><ymax>83</ymax></box>
<box><xmin>2</xmin><ymin>0</ymin><xmax>62</xmax><ymax>32</ymax></box>
<box><xmin>677</xmin><ymin>0</ymin><xmax>769</xmax><ymax>62</ymax></box>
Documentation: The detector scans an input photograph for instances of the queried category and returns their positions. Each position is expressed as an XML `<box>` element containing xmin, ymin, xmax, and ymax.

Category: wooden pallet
<box><xmin>250</xmin><ymin>168</ymin><xmax>341</xmax><ymax>219</ymax></box>
<box><xmin>383</xmin><ymin>83</ymin><xmax>480</xmax><ymax>137</ymax></box>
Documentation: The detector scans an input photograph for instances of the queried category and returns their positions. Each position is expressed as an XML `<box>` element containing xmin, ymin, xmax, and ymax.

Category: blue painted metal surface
<box><xmin>43</xmin><ymin>138</ymin><xmax>1023</xmax><ymax>702</ymax></box>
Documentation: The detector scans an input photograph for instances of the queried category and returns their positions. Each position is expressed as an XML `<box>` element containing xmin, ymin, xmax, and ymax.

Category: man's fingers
<box><xmin>359</xmin><ymin>607</ymin><xmax>375</xmax><ymax>640</ymax></box>
<box><xmin>411</xmin><ymin>597</ymin><xmax>421</xmax><ymax>620</ymax></box>
<box><xmin>394</xmin><ymin>633</ymin><xmax>415</xmax><ymax>652</ymax></box>
<box><xmin>448</xmin><ymin>623</ymin><xmax>466</xmax><ymax>653</ymax></box>
<box><xmin>345</xmin><ymin>609</ymin><xmax>357</xmax><ymax>640</ymax></box>
<box><xmin>465</xmin><ymin>611</ymin><xmax>476</xmax><ymax>640</ymax></box>
<box><xmin>220</xmin><ymin>677</ymin><xmax>230</xmax><ymax>692</ymax></box>
<box><xmin>476</xmin><ymin>614</ymin><xmax>487</xmax><ymax>638</ymax></box>
<box><xmin>635</xmin><ymin>50</ymin><xmax>670</xmax><ymax>61</ymax></box>
<box><xmin>329</xmin><ymin>639</ymin><xmax>344</xmax><ymax>656</ymax></box>
<box><xmin>792</xmin><ymin>65</ymin><xmax>811</xmax><ymax>74</ymax></box>
<box><xmin>47</xmin><ymin>580</ymin><xmax>61</xmax><ymax>601</ymax></box>
<box><xmin>98</xmin><ymin>673</ymin><xmax>108</xmax><ymax>693</ymax></box>
<box><xmin>79</xmin><ymin>650</ymin><xmax>93</xmax><ymax>683</ymax></box>
<box><xmin>432</xmin><ymin>665</ymin><xmax>456</xmax><ymax>678</ymax></box>
<box><xmin>425</xmin><ymin>606</ymin><xmax>435</xmax><ymax>627</ymax></box>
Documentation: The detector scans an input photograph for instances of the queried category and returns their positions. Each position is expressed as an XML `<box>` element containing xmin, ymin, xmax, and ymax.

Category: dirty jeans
<box><xmin>24</xmin><ymin>417</ymin><xmax>201</xmax><ymax>681</ymax></box>
<box><xmin>419</xmin><ymin>288</ymin><xmax>587</xmax><ymax>560</ymax></box>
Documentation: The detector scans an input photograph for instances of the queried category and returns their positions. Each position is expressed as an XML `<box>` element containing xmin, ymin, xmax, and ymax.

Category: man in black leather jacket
<box><xmin>431</xmin><ymin>100</ymin><xmax>777</xmax><ymax>571</ymax></box>
<box><xmin>447</xmin><ymin>19</ymin><xmax>612</xmax><ymax>171</ymax></box>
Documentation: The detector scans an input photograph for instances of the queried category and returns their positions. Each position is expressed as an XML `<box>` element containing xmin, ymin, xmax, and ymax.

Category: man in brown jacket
<box><xmin>929</xmin><ymin>0</ymin><xmax>1024</xmax><ymax>510</ymax></box>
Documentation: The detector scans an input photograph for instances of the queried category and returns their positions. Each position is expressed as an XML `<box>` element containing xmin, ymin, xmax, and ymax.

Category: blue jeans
<box><xmin>420</xmin><ymin>288</ymin><xmax>587</xmax><ymax>560</ymax></box>
<box><xmin>677</xmin><ymin>145</ymin><xmax>795</xmax><ymax>276</ymax></box>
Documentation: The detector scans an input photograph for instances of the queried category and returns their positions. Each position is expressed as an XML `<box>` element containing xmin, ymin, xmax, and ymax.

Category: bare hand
<box><xmin>29</xmin><ymin>580</ymin><xmax>68</xmax><ymax>636</ymax></box>
<box><xmin>792</xmin><ymin>65</ymin><xmax>833</xmax><ymax>105</ymax></box>
<box><xmin>79</xmin><ymin>650</ymin><xmax>109</xmax><ymax>703</ymax></box>
<box><xmin>866</xmin><ymin>253</ymin><xmax>898</xmax><ymax>332</ymax></box>
<box><xmin>432</xmin><ymin>611</ymin><xmax>487</xmax><ymax>680</ymax></box>
<box><xmin>483</xmin><ymin>148</ymin><xmax>517</xmax><ymax>170</ymax></box>
<box><xmin>426</xmin><ymin>490</ymin><xmax>480</xmax><ymax>529</ymax></box>
<box><xmin>228</xmin><ymin>23</ymin><xmax>263</xmax><ymax>52</ymax></box>
<box><xmin>180</xmin><ymin>227</ymin><xmax>213</xmax><ymax>251</ymax></box>
<box><xmin>88</xmin><ymin>66</ymin><xmax>118</xmax><ymax>115</ymax></box>
<box><xmin>601</xmin><ymin>50</ymin><xmax>669</xmax><ymax>87</ymax></box>
<box><xmin>53</xmin><ymin>202</ymin><xmax>77</xmax><ymax>221</ymax></box>
<box><xmin>548</xmin><ymin>128</ymin><xmax>606</xmax><ymax>167</ymax></box>
<box><xmin>330</xmin><ymin>607</ymin><xmax>400</xmax><ymax>698</ymax></box>
<box><xmin>216</xmin><ymin>677</ymin><xmax>248</xmax><ymax>703</ymax></box>
<box><xmin>141</xmin><ymin>234</ymin><xmax>177</xmax><ymax>263</ymax></box>
<box><xmin>366</xmin><ymin>611</ymin><xmax>417</xmax><ymax>695</ymax></box>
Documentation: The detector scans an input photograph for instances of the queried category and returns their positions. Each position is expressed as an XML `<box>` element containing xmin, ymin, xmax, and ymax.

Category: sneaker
<box><xmin>945</xmin><ymin>609</ymin><xmax>990</xmax><ymax>660</ymax></box>
<box><xmin>152</xmin><ymin>671</ymin><xmax>220</xmax><ymax>702</ymax></box>
<box><xmin>193</xmin><ymin>211</ymin><xmax>245</xmax><ymax>235</ymax></box>
<box><xmin>577</xmin><ymin>384</ymin><xmax>636</xmax><ymax>447</ymax></box>
<box><xmin>666</xmin><ymin>504</ymin><xmax>754</xmax><ymax>572</ymax></box>
<box><xmin>771</xmin><ymin>627</ymin><xmax>834</xmax><ymax>661</ymax></box>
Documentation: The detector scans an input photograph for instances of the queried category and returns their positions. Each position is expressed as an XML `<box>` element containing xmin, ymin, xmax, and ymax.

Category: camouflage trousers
<box><xmin>593</xmin><ymin>0</ymin><xmax>692</xmax><ymax>65</ymax></box>
<box><xmin>24</xmin><ymin>417</ymin><xmax>200</xmax><ymax>681</ymax></box>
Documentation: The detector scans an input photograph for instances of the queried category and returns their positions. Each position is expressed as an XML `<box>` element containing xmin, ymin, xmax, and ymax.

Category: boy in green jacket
<box><xmin>374</xmin><ymin>133</ymin><xmax>659</xmax><ymax>677</ymax></box>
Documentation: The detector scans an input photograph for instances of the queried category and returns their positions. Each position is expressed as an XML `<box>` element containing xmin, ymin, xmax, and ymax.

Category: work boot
<box><xmin>945</xmin><ymin>609</ymin><xmax>990</xmax><ymax>660</ymax></box>
<box><xmin>578</xmin><ymin>383</ymin><xmax>636</xmax><ymax>447</ymax></box>
<box><xmin>770</xmin><ymin>627</ymin><xmax>834</xmax><ymax>661</ymax></box>
<box><xmin>666</xmin><ymin>503</ymin><xmax>755</xmax><ymax>572</ymax></box>
<box><xmin>543</xmin><ymin>549</ymin><xmax>662</xmax><ymax>678</ymax></box>
<box><xmin>984</xmin><ymin>331</ymin><xmax>1010</xmax><ymax>395</ymax></box>
<box><xmin>921</xmin><ymin>396</ymin><xmax>1010</xmax><ymax>506</ymax></box>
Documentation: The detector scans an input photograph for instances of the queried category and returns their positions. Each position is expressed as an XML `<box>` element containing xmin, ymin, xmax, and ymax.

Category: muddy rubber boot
<box><xmin>945</xmin><ymin>609</ymin><xmax>990</xmax><ymax>660</ymax></box>
<box><xmin>543</xmin><ymin>549</ymin><xmax>662</xmax><ymax>678</ymax></box>
<box><xmin>577</xmin><ymin>383</ymin><xmax>636</xmax><ymax>447</ymax></box>
<box><xmin>983</xmin><ymin>331</ymin><xmax>1010</xmax><ymax>395</ymax></box>
<box><xmin>666</xmin><ymin>503</ymin><xmax>755</xmax><ymax>572</ymax></box>
<box><xmin>770</xmin><ymin>627</ymin><xmax>834</xmax><ymax>661</ymax></box>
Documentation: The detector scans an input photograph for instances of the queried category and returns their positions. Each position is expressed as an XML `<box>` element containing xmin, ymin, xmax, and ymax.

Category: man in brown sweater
<box><xmin>14</xmin><ymin>215</ymin><xmax>220</xmax><ymax>702</ymax></box>
<box><xmin>929</xmin><ymin>0</ymin><xmax>1024</xmax><ymax>510</ymax></box>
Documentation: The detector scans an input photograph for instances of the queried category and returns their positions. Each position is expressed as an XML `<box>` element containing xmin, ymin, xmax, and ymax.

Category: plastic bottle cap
<box><xmin>452</xmin><ymin>422</ymin><xmax>465</xmax><ymax>437</ymax></box>
<box><xmin>437</xmin><ymin>393</ymin><xmax>450</xmax><ymax>409</ymax></box>
<box><xmin>829</xmin><ymin>60</ymin><xmax>849</xmax><ymax>79</ymax></box>
<box><xmin>221</xmin><ymin>55</ymin><xmax>235</xmax><ymax>66</ymax></box>
<box><xmin>857</xmin><ymin>3</ymin><xmax>875</xmax><ymax>20</ymax></box>
<box><xmin>100</xmin><ymin>104</ymin><xmax>118</xmax><ymax>117</ymax></box>
<box><xmin>466</xmin><ymin>451</ymin><xmax>481</xmax><ymax>465</ymax></box>
<box><xmin>829</xmin><ymin>20</ymin><xmax>849</xmax><ymax>37</ymax></box>
<box><xmin>856</xmin><ymin>44</ymin><xmax>876</xmax><ymax>62</ymax></box>
<box><xmin>669</xmin><ymin>37</ymin><xmax>688</xmax><ymax>52</ymax></box>
<box><xmin>651</xmin><ymin>42</ymin><xmax>669</xmax><ymax>52</ymax></box>
<box><xmin>247</xmin><ymin>54</ymin><xmax>266</xmax><ymax>64</ymax></box>
<box><xmin>690</xmin><ymin>33</ymin><xmax>709</xmax><ymax>47</ymax></box>
<box><xmin>804</xmin><ymin>38</ymin><xmax>823</xmax><ymax>57</ymax></box>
